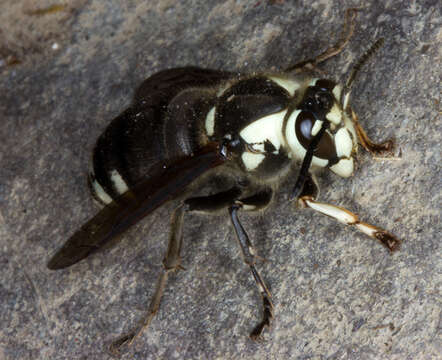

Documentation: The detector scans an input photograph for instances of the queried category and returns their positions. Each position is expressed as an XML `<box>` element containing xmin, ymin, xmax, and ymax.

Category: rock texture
<box><xmin>0</xmin><ymin>1</ymin><xmax>440</xmax><ymax>359</ymax></box>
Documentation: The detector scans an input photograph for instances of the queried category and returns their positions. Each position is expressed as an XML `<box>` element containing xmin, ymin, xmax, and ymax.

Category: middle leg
<box><xmin>227</xmin><ymin>189</ymin><xmax>275</xmax><ymax>340</ymax></box>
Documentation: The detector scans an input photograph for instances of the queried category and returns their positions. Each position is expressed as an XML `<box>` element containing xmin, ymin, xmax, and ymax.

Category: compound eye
<box><xmin>295</xmin><ymin>110</ymin><xmax>315</xmax><ymax>148</ymax></box>
<box><xmin>295</xmin><ymin>110</ymin><xmax>337</xmax><ymax>160</ymax></box>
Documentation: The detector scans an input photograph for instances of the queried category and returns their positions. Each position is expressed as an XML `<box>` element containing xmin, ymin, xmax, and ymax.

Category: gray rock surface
<box><xmin>0</xmin><ymin>1</ymin><xmax>440</xmax><ymax>359</ymax></box>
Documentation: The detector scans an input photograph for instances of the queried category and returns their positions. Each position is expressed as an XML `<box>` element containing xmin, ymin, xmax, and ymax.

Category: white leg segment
<box><xmin>298</xmin><ymin>196</ymin><xmax>401</xmax><ymax>251</ymax></box>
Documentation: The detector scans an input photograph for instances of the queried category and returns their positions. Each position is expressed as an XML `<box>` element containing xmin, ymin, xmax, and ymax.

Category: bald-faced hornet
<box><xmin>47</xmin><ymin>9</ymin><xmax>401</xmax><ymax>352</ymax></box>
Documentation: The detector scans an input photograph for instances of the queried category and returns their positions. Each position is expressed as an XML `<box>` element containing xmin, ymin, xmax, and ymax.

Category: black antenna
<box><xmin>341</xmin><ymin>38</ymin><xmax>385</xmax><ymax>109</ymax></box>
<box><xmin>290</xmin><ymin>121</ymin><xmax>329</xmax><ymax>200</ymax></box>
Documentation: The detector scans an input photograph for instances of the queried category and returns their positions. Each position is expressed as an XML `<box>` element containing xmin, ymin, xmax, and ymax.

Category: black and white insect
<box><xmin>47</xmin><ymin>9</ymin><xmax>401</xmax><ymax>352</ymax></box>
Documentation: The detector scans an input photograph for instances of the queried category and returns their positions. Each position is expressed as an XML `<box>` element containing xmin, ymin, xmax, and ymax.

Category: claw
<box><xmin>375</xmin><ymin>231</ymin><xmax>401</xmax><ymax>252</ymax></box>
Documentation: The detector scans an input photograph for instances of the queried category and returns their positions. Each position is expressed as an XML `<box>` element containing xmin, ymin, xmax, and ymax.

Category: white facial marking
<box><xmin>326</xmin><ymin>103</ymin><xmax>342</xmax><ymax>125</ymax></box>
<box><xmin>286</xmin><ymin>110</ymin><xmax>307</xmax><ymax>159</ymax></box>
<box><xmin>241</xmin><ymin>152</ymin><xmax>266</xmax><ymax>171</ymax></box>
<box><xmin>334</xmin><ymin>128</ymin><xmax>353</xmax><ymax>158</ymax></box>
<box><xmin>285</xmin><ymin>110</ymin><xmax>328</xmax><ymax>167</ymax></box>
<box><xmin>311</xmin><ymin>120</ymin><xmax>323</xmax><ymax>136</ymax></box>
<box><xmin>91</xmin><ymin>180</ymin><xmax>113</xmax><ymax>205</ymax></box>
<box><xmin>239</xmin><ymin>110</ymin><xmax>287</xmax><ymax>151</ymax></box>
<box><xmin>311</xmin><ymin>156</ymin><xmax>329</xmax><ymax>168</ymax></box>
<box><xmin>330</xmin><ymin>158</ymin><xmax>354</xmax><ymax>177</ymax></box>
<box><xmin>332</xmin><ymin>85</ymin><xmax>342</xmax><ymax>101</ymax></box>
<box><xmin>205</xmin><ymin>107</ymin><xmax>215</xmax><ymax>136</ymax></box>
<box><xmin>110</xmin><ymin>169</ymin><xmax>129</xmax><ymax>194</ymax></box>
<box><xmin>268</xmin><ymin>76</ymin><xmax>300</xmax><ymax>96</ymax></box>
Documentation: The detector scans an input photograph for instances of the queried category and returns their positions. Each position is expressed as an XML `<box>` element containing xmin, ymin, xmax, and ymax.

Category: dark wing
<box><xmin>133</xmin><ymin>66</ymin><xmax>233</xmax><ymax>104</ymax></box>
<box><xmin>47</xmin><ymin>143</ymin><xmax>227</xmax><ymax>270</ymax></box>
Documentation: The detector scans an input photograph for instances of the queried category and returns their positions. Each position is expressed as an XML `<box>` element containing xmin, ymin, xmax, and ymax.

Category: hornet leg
<box><xmin>285</xmin><ymin>8</ymin><xmax>359</xmax><ymax>73</ymax></box>
<box><xmin>110</xmin><ymin>186</ymin><xmax>254</xmax><ymax>353</ymax></box>
<box><xmin>351</xmin><ymin>109</ymin><xmax>395</xmax><ymax>155</ymax></box>
<box><xmin>110</xmin><ymin>204</ymin><xmax>186</xmax><ymax>354</ymax></box>
<box><xmin>298</xmin><ymin>174</ymin><xmax>401</xmax><ymax>252</ymax></box>
<box><xmin>228</xmin><ymin>189</ymin><xmax>275</xmax><ymax>340</ymax></box>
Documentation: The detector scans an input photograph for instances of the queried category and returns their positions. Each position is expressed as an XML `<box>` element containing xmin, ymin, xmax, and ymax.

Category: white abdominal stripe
<box><xmin>205</xmin><ymin>107</ymin><xmax>216</xmax><ymax>136</ymax></box>
<box><xmin>110</xmin><ymin>169</ymin><xmax>129</xmax><ymax>194</ymax></box>
<box><xmin>90</xmin><ymin>168</ymin><xmax>130</xmax><ymax>205</ymax></box>
<box><xmin>90</xmin><ymin>176</ymin><xmax>113</xmax><ymax>204</ymax></box>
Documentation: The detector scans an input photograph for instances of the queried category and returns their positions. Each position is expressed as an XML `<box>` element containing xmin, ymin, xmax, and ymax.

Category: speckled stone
<box><xmin>0</xmin><ymin>1</ymin><xmax>440</xmax><ymax>359</ymax></box>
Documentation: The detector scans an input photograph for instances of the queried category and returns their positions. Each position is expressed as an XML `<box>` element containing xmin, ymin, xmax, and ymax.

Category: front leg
<box><xmin>298</xmin><ymin>174</ymin><xmax>401</xmax><ymax>252</ymax></box>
